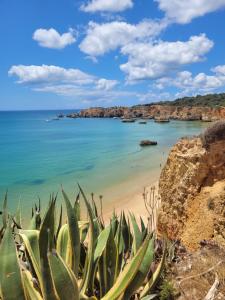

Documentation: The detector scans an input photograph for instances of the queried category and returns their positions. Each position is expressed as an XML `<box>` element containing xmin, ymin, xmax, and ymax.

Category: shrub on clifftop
<box><xmin>200</xmin><ymin>121</ymin><xmax>225</xmax><ymax>148</ymax></box>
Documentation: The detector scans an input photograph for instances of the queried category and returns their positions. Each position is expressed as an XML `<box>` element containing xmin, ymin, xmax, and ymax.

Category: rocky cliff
<box><xmin>68</xmin><ymin>105</ymin><xmax>225</xmax><ymax>121</ymax></box>
<box><xmin>158</xmin><ymin>121</ymin><xmax>225</xmax><ymax>250</ymax></box>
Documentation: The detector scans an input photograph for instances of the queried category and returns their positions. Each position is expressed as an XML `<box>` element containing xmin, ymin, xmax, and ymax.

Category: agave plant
<box><xmin>0</xmin><ymin>185</ymin><xmax>166</xmax><ymax>300</ymax></box>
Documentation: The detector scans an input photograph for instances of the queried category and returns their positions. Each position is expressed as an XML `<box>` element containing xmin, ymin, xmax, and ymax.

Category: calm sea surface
<box><xmin>0</xmin><ymin>110</ymin><xmax>208</xmax><ymax>213</ymax></box>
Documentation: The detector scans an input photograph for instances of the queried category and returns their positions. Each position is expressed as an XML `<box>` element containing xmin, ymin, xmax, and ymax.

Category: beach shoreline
<box><xmin>91</xmin><ymin>169</ymin><xmax>161</xmax><ymax>223</ymax></box>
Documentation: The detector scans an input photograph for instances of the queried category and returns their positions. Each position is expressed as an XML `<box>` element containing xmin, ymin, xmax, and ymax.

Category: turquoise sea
<box><xmin>0</xmin><ymin>110</ymin><xmax>208</xmax><ymax>213</ymax></box>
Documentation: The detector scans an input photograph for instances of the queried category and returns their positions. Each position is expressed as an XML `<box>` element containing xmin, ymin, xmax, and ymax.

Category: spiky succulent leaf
<box><xmin>62</xmin><ymin>188</ymin><xmax>81</xmax><ymax>277</ymax></box>
<box><xmin>19</xmin><ymin>230</ymin><xmax>41</xmax><ymax>285</ymax></box>
<box><xmin>48</xmin><ymin>251</ymin><xmax>79</xmax><ymax>300</ymax></box>
<box><xmin>140</xmin><ymin>242</ymin><xmax>167</xmax><ymax>298</ymax></box>
<box><xmin>39</xmin><ymin>201</ymin><xmax>59</xmax><ymax>300</ymax></box>
<box><xmin>22</xmin><ymin>270</ymin><xmax>42</xmax><ymax>300</ymax></box>
<box><xmin>0</xmin><ymin>224</ymin><xmax>26</xmax><ymax>300</ymax></box>
<box><xmin>101</xmin><ymin>234</ymin><xmax>150</xmax><ymax>300</ymax></box>
<box><xmin>123</xmin><ymin>236</ymin><xmax>154</xmax><ymax>299</ymax></box>
<box><xmin>130</xmin><ymin>212</ymin><xmax>142</xmax><ymax>254</ymax></box>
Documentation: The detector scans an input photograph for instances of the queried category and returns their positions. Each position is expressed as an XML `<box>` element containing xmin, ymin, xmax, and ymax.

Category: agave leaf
<box><xmin>62</xmin><ymin>188</ymin><xmax>80</xmax><ymax>277</ymax></box>
<box><xmin>105</xmin><ymin>229</ymin><xmax>117</xmax><ymax>292</ymax></box>
<box><xmin>56</xmin><ymin>205</ymin><xmax>63</xmax><ymax>239</ymax></box>
<box><xmin>28</xmin><ymin>210</ymin><xmax>41</xmax><ymax>231</ymax></box>
<box><xmin>48</xmin><ymin>251</ymin><xmax>79</xmax><ymax>300</ymax></box>
<box><xmin>129</xmin><ymin>212</ymin><xmax>142</xmax><ymax>254</ymax></box>
<box><xmin>101</xmin><ymin>234</ymin><xmax>150</xmax><ymax>300</ymax></box>
<box><xmin>74</xmin><ymin>192</ymin><xmax>81</xmax><ymax>221</ymax></box>
<box><xmin>98</xmin><ymin>254</ymin><xmax>106</xmax><ymax>298</ymax></box>
<box><xmin>93</xmin><ymin>225</ymin><xmax>110</xmax><ymax>262</ymax></box>
<box><xmin>140</xmin><ymin>241</ymin><xmax>167</xmax><ymax>298</ymax></box>
<box><xmin>121</xmin><ymin>213</ymin><xmax>129</xmax><ymax>252</ymax></box>
<box><xmin>114</xmin><ymin>216</ymin><xmax>124</xmax><ymax>280</ymax></box>
<box><xmin>29</xmin><ymin>214</ymin><xmax>36</xmax><ymax>230</ymax></box>
<box><xmin>0</xmin><ymin>224</ymin><xmax>26</xmax><ymax>300</ymax></box>
<box><xmin>39</xmin><ymin>201</ymin><xmax>59</xmax><ymax>300</ymax></box>
<box><xmin>56</xmin><ymin>224</ymin><xmax>70</xmax><ymax>265</ymax></box>
<box><xmin>15</xmin><ymin>200</ymin><xmax>22</xmax><ymax>229</ymax></box>
<box><xmin>2</xmin><ymin>192</ymin><xmax>8</xmax><ymax>229</ymax></box>
<box><xmin>19</xmin><ymin>230</ymin><xmax>41</xmax><ymax>285</ymax></box>
<box><xmin>97</xmin><ymin>227</ymin><xmax>116</xmax><ymax>297</ymax></box>
<box><xmin>22</xmin><ymin>270</ymin><xmax>42</xmax><ymax>300</ymax></box>
<box><xmin>123</xmin><ymin>237</ymin><xmax>154</xmax><ymax>299</ymax></box>
<box><xmin>80</xmin><ymin>222</ymin><xmax>89</xmax><ymax>243</ymax></box>
<box><xmin>78</xmin><ymin>184</ymin><xmax>99</xmax><ymax>295</ymax></box>
<box><xmin>110</xmin><ymin>213</ymin><xmax>118</xmax><ymax>237</ymax></box>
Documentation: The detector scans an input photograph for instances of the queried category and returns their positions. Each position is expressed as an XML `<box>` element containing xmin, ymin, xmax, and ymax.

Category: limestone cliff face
<box><xmin>158</xmin><ymin>122</ymin><xmax>225</xmax><ymax>249</ymax></box>
<box><xmin>74</xmin><ymin>105</ymin><xmax>225</xmax><ymax>121</ymax></box>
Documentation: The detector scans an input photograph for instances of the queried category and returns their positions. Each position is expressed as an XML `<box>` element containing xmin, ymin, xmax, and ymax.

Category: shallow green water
<box><xmin>0</xmin><ymin>110</ymin><xmax>208</xmax><ymax>213</ymax></box>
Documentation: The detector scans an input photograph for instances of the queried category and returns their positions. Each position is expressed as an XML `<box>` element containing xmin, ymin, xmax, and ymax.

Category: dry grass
<box><xmin>172</xmin><ymin>246</ymin><xmax>225</xmax><ymax>300</ymax></box>
<box><xmin>200</xmin><ymin>121</ymin><xmax>225</xmax><ymax>148</ymax></box>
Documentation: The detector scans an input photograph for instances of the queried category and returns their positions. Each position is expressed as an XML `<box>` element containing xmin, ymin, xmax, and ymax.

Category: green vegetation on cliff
<box><xmin>143</xmin><ymin>93</ymin><xmax>225</xmax><ymax>108</ymax></box>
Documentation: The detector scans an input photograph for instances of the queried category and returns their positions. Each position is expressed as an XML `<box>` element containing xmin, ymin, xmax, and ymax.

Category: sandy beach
<box><xmin>97</xmin><ymin>169</ymin><xmax>161</xmax><ymax>227</ymax></box>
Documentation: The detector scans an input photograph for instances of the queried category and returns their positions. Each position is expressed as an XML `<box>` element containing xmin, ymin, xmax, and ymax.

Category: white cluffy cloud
<box><xmin>155</xmin><ymin>64</ymin><xmax>225</xmax><ymax>95</ymax></box>
<box><xmin>81</xmin><ymin>0</ymin><xmax>133</xmax><ymax>13</ymax></box>
<box><xmin>155</xmin><ymin>0</ymin><xmax>225</xmax><ymax>24</ymax></box>
<box><xmin>8</xmin><ymin>65</ymin><xmax>94</xmax><ymax>85</ymax></box>
<box><xmin>8</xmin><ymin>64</ymin><xmax>122</xmax><ymax>104</ymax></box>
<box><xmin>33</xmin><ymin>28</ymin><xmax>76</xmax><ymax>49</ymax></box>
<box><xmin>79</xmin><ymin>19</ymin><xmax>167</xmax><ymax>57</ymax></box>
<box><xmin>120</xmin><ymin>34</ymin><xmax>213</xmax><ymax>81</ymax></box>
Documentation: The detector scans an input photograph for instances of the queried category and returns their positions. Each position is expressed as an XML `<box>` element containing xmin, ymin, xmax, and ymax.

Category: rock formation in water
<box><xmin>158</xmin><ymin>121</ymin><xmax>225</xmax><ymax>250</ymax></box>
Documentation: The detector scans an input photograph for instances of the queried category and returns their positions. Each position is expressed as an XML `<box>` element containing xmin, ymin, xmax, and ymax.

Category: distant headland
<box><xmin>65</xmin><ymin>93</ymin><xmax>225</xmax><ymax>122</ymax></box>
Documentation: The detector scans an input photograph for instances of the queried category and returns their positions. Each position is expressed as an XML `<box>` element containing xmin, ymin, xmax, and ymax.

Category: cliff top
<box><xmin>139</xmin><ymin>92</ymin><xmax>225</xmax><ymax>108</ymax></box>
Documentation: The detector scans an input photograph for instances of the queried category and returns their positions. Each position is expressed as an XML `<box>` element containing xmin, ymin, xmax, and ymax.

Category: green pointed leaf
<box><xmin>94</xmin><ymin>225</ymin><xmax>110</xmax><ymax>262</ymax></box>
<box><xmin>19</xmin><ymin>230</ymin><xmax>41</xmax><ymax>285</ymax></box>
<box><xmin>56</xmin><ymin>224</ymin><xmax>70</xmax><ymax>264</ymax></box>
<box><xmin>39</xmin><ymin>201</ymin><xmax>59</xmax><ymax>300</ymax></box>
<box><xmin>130</xmin><ymin>213</ymin><xmax>142</xmax><ymax>254</ymax></box>
<box><xmin>49</xmin><ymin>251</ymin><xmax>79</xmax><ymax>300</ymax></box>
<box><xmin>22</xmin><ymin>270</ymin><xmax>42</xmax><ymax>300</ymax></box>
<box><xmin>105</xmin><ymin>229</ymin><xmax>117</xmax><ymax>292</ymax></box>
<box><xmin>140</xmin><ymin>242</ymin><xmax>167</xmax><ymax>298</ymax></box>
<box><xmin>0</xmin><ymin>225</ymin><xmax>26</xmax><ymax>300</ymax></box>
<box><xmin>124</xmin><ymin>237</ymin><xmax>154</xmax><ymax>299</ymax></box>
<box><xmin>62</xmin><ymin>189</ymin><xmax>80</xmax><ymax>277</ymax></box>
<box><xmin>2</xmin><ymin>192</ymin><xmax>8</xmax><ymax>229</ymax></box>
<box><xmin>101</xmin><ymin>234</ymin><xmax>151</xmax><ymax>300</ymax></box>
<box><xmin>15</xmin><ymin>200</ymin><xmax>22</xmax><ymax>229</ymax></box>
<box><xmin>78</xmin><ymin>184</ymin><xmax>99</xmax><ymax>295</ymax></box>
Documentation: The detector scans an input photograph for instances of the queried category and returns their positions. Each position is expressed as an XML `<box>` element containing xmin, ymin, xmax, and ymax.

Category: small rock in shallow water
<box><xmin>140</xmin><ymin>140</ymin><xmax>158</xmax><ymax>146</ymax></box>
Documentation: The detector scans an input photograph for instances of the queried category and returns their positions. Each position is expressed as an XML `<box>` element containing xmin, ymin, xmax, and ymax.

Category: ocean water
<box><xmin>0</xmin><ymin>110</ymin><xmax>208</xmax><ymax>213</ymax></box>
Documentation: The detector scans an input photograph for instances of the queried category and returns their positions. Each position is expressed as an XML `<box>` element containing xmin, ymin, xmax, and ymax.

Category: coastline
<box><xmin>92</xmin><ymin>168</ymin><xmax>161</xmax><ymax>223</ymax></box>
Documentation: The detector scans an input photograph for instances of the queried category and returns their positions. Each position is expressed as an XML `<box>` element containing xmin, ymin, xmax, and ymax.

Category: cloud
<box><xmin>8</xmin><ymin>65</ymin><xmax>94</xmax><ymax>85</ymax></box>
<box><xmin>96</xmin><ymin>78</ymin><xmax>118</xmax><ymax>90</ymax></box>
<box><xmin>79</xmin><ymin>19</ymin><xmax>167</xmax><ymax>57</ymax></box>
<box><xmin>120</xmin><ymin>34</ymin><xmax>213</xmax><ymax>81</ymax></box>
<box><xmin>33</xmin><ymin>28</ymin><xmax>76</xmax><ymax>49</ymax></box>
<box><xmin>8</xmin><ymin>64</ymin><xmax>123</xmax><ymax>104</ymax></box>
<box><xmin>34</xmin><ymin>84</ymin><xmax>133</xmax><ymax>104</ymax></box>
<box><xmin>81</xmin><ymin>0</ymin><xmax>133</xmax><ymax>13</ymax></box>
<box><xmin>155</xmin><ymin>65</ymin><xmax>225</xmax><ymax>95</ymax></box>
<box><xmin>155</xmin><ymin>0</ymin><xmax>225</xmax><ymax>24</ymax></box>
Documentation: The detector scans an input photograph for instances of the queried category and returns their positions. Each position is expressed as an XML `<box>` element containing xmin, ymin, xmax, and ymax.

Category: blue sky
<box><xmin>1</xmin><ymin>0</ymin><xmax>225</xmax><ymax>110</ymax></box>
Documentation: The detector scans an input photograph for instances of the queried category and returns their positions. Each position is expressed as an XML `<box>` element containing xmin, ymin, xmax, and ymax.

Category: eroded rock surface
<box><xmin>69</xmin><ymin>105</ymin><xmax>225</xmax><ymax>121</ymax></box>
<box><xmin>158</xmin><ymin>122</ymin><xmax>225</xmax><ymax>249</ymax></box>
